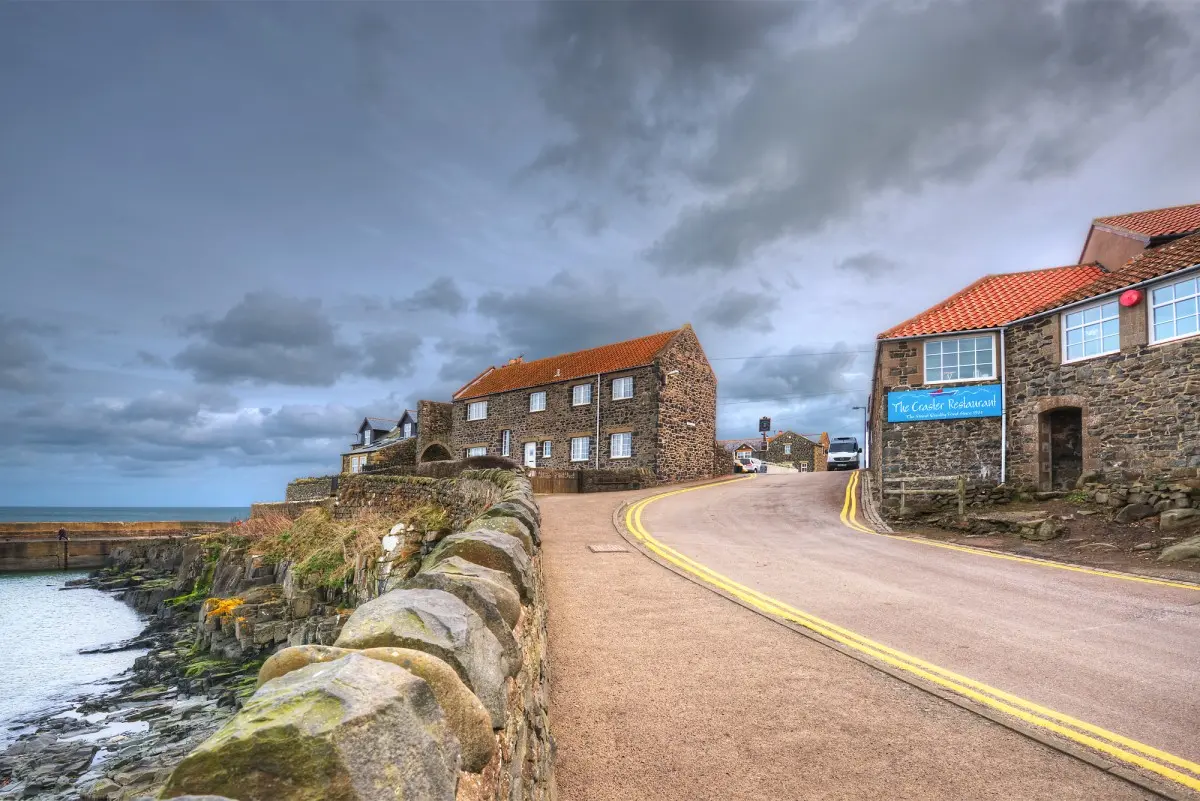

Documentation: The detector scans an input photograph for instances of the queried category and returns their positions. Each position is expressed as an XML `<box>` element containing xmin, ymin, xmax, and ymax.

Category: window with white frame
<box><xmin>572</xmin><ymin>383</ymin><xmax>592</xmax><ymax>405</ymax></box>
<box><xmin>529</xmin><ymin>391</ymin><xmax>546</xmax><ymax>412</ymax></box>
<box><xmin>1151</xmin><ymin>274</ymin><xmax>1200</xmax><ymax>344</ymax></box>
<box><xmin>467</xmin><ymin>401</ymin><xmax>487</xmax><ymax>421</ymax></box>
<box><xmin>1063</xmin><ymin>300</ymin><xmax>1119</xmax><ymax>361</ymax></box>
<box><xmin>783</xmin><ymin>443</ymin><xmax>792</xmax><ymax>455</ymax></box>
<box><xmin>924</xmin><ymin>335</ymin><xmax>995</xmax><ymax>383</ymax></box>
<box><xmin>798</xmin><ymin>462</ymin><xmax>809</xmax><ymax>472</ymax></box>
<box><xmin>350</xmin><ymin>454</ymin><xmax>366</xmax><ymax>473</ymax></box>
<box><xmin>570</xmin><ymin>436</ymin><xmax>590</xmax><ymax>462</ymax></box>
<box><xmin>612</xmin><ymin>376</ymin><xmax>633</xmax><ymax>400</ymax></box>
<box><xmin>403</xmin><ymin>422</ymin><xmax>412</xmax><ymax>438</ymax></box>
<box><xmin>610</xmin><ymin>432</ymin><xmax>632</xmax><ymax>459</ymax></box>
<box><xmin>501</xmin><ymin>430</ymin><xmax>511</xmax><ymax>457</ymax></box>
<box><xmin>466</xmin><ymin>446</ymin><xmax>486</xmax><ymax>457</ymax></box>
<box><xmin>542</xmin><ymin>440</ymin><xmax>552</xmax><ymax>458</ymax></box>
<box><xmin>363</xmin><ymin>429</ymin><xmax>372</xmax><ymax>445</ymax></box>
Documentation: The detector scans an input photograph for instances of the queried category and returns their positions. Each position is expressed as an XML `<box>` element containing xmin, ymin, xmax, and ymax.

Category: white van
<box><xmin>827</xmin><ymin>437</ymin><xmax>861</xmax><ymax>470</ymax></box>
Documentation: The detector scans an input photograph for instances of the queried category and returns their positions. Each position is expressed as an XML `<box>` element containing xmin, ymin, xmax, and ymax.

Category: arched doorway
<box><xmin>1039</xmin><ymin>407</ymin><xmax>1083</xmax><ymax>490</ymax></box>
<box><xmin>419</xmin><ymin>443</ymin><xmax>452</xmax><ymax>463</ymax></box>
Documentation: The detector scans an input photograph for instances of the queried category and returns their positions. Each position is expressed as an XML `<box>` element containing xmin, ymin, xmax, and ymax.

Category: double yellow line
<box><xmin>841</xmin><ymin>471</ymin><xmax>1199</xmax><ymax>592</ymax></box>
<box><xmin>624</xmin><ymin>477</ymin><xmax>1200</xmax><ymax>794</ymax></box>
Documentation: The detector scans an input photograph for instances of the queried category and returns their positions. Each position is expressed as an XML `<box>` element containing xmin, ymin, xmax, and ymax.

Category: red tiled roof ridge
<box><xmin>1093</xmin><ymin>201</ymin><xmax>1200</xmax><ymax>237</ymax></box>
<box><xmin>453</xmin><ymin>327</ymin><xmax>685</xmax><ymax>400</ymax></box>
<box><xmin>878</xmin><ymin>263</ymin><xmax>1104</xmax><ymax>340</ymax></box>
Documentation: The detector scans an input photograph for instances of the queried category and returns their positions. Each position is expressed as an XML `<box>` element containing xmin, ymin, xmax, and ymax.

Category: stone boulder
<box><xmin>334</xmin><ymin>589</ymin><xmax>508</xmax><ymax>727</ymax></box>
<box><xmin>1020</xmin><ymin>519</ymin><xmax>1063</xmax><ymax>541</ymax></box>
<box><xmin>413</xmin><ymin>557</ymin><xmax>521</xmax><ymax>629</ymax></box>
<box><xmin>1160</xmin><ymin>508</ymin><xmax>1200</xmax><ymax>532</ymax></box>
<box><xmin>1158</xmin><ymin>534</ymin><xmax>1200</xmax><ymax>563</ymax></box>
<box><xmin>255</xmin><ymin>645</ymin><xmax>495</xmax><ymax>773</ymax></box>
<box><xmin>465</xmin><ymin>515</ymin><xmax>533</xmax><ymax>555</ymax></box>
<box><xmin>405</xmin><ymin>568</ymin><xmax>520</xmax><ymax>676</ymax></box>
<box><xmin>422</xmin><ymin>530</ymin><xmax>533</xmax><ymax>602</ymax></box>
<box><xmin>161</xmin><ymin>654</ymin><xmax>459</xmax><ymax>801</ymax></box>
<box><xmin>477</xmin><ymin>501</ymin><xmax>540</xmax><ymax>543</ymax></box>
<box><xmin>1114</xmin><ymin>503</ymin><xmax>1158</xmax><ymax>524</ymax></box>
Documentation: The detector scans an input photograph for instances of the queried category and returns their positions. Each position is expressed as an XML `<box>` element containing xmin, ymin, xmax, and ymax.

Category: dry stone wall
<box><xmin>285</xmin><ymin>476</ymin><xmax>338</xmax><ymax>502</ymax></box>
<box><xmin>162</xmin><ymin>470</ymin><xmax>556</xmax><ymax>801</ymax></box>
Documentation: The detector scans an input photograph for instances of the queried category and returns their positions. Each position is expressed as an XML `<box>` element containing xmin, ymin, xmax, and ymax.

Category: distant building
<box><xmin>442</xmin><ymin>325</ymin><xmax>717</xmax><ymax>482</ymax></box>
<box><xmin>342</xmin><ymin>410</ymin><xmax>418</xmax><ymax>474</ymax></box>
<box><xmin>764</xmin><ymin>431</ymin><xmax>828</xmax><ymax>472</ymax></box>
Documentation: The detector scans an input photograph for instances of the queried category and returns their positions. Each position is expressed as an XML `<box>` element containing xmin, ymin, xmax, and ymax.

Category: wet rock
<box><xmin>254</xmin><ymin>645</ymin><xmax>494</xmax><ymax>773</ymax></box>
<box><xmin>422</xmin><ymin>530</ymin><xmax>533</xmax><ymax>602</ymax></box>
<box><xmin>161</xmin><ymin>654</ymin><xmax>459</xmax><ymax>801</ymax></box>
<box><xmin>334</xmin><ymin>589</ymin><xmax>508</xmax><ymax>727</ymax></box>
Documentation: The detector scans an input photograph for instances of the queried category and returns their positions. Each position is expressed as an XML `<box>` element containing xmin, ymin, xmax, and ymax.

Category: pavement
<box><xmin>538</xmin><ymin>476</ymin><xmax>1180</xmax><ymax>801</ymax></box>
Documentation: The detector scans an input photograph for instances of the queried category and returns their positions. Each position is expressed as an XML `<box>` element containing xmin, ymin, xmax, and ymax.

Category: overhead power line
<box><xmin>717</xmin><ymin>388</ymin><xmax>869</xmax><ymax>406</ymax></box>
<box><xmin>709</xmin><ymin>349</ymin><xmax>874</xmax><ymax>361</ymax></box>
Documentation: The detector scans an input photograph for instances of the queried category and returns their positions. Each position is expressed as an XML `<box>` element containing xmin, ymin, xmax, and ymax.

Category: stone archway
<box><xmin>419</xmin><ymin>443</ymin><xmax>452</xmax><ymax>463</ymax></box>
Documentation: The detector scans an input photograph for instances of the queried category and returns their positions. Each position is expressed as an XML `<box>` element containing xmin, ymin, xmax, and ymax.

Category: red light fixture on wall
<box><xmin>1119</xmin><ymin>289</ymin><xmax>1143</xmax><ymax>307</ymax></box>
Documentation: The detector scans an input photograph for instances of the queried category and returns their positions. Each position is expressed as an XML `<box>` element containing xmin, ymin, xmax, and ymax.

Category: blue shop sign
<box><xmin>887</xmin><ymin>384</ymin><xmax>1002</xmax><ymax>422</ymax></box>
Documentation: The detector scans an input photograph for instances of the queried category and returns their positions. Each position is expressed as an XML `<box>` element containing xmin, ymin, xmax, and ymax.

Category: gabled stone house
<box><xmin>869</xmin><ymin>202</ymin><xmax>1200</xmax><ymax>508</ymax></box>
<box><xmin>764</xmin><ymin>431</ymin><xmax>828</xmax><ymax>472</ymax></box>
<box><xmin>342</xmin><ymin>410</ymin><xmax>419</xmax><ymax>474</ymax></box>
<box><xmin>446</xmin><ymin>325</ymin><xmax>717</xmax><ymax>482</ymax></box>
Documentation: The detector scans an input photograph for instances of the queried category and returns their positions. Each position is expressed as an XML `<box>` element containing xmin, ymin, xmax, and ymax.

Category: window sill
<box><xmin>611</xmin><ymin>455</ymin><xmax>631</xmax><ymax>460</ymax></box>
<box><xmin>529</xmin><ymin>408</ymin><xmax>545</xmax><ymax>413</ymax></box>
<box><xmin>1149</xmin><ymin>331</ymin><xmax>1199</xmax><ymax>348</ymax></box>
<box><xmin>923</xmin><ymin>376</ymin><xmax>998</xmax><ymax>385</ymax></box>
<box><xmin>1061</xmin><ymin>350</ymin><xmax>1119</xmax><ymax>365</ymax></box>
<box><xmin>611</xmin><ymin>396</ymin><xmax>633</xmax><ymax>402</ymax></box>
<box><xmin>571</xmin><ymin>402</ymin><xmax>592</xmax><ymax>407</ymax></box>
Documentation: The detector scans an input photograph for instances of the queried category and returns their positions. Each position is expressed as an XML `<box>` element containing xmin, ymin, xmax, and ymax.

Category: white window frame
<box><xmin>350</xmin><ymin>454</ymin><xmax>366</xmax><ymax>473</ymax></box>
<box><xmin>570</xmin><ymin>436</ymin><xmax>590</xmax><ymax>462</ymax></box>
<box><xmin>612</xmin><ymin>376</ymin><xmax>633</xmax><ymax>400</ymax></box>
<box><xmin>466</xmin><ymin>446</ymin><xmax>487</xmax><ymax>458</ymax></box>
<box><xmin>1149</xmin><ymin>273</ymin><xmax>1200</xmax><ymax>345</ymax></box>
<box><xmin>783</xmin><ymin>443</ymin><xmax>791</xmax><ymax>455</ymax></box>
<box><xmin>1062</xmin><ymin>299</ymin><xmax>1120</xmax><ymax>363</ymax></box>
<box><xmin>798</xmin><ymin>462</ymin><xmax>808</xmax><ymax>473</ymax></box>
<box><xmin>572</xmin><ymin>383</ymin><xmax>592</xmax><ymax>406</ymax></box>
<box><xmin>501</xmin><ymin>430</ymin><xmax>511</xmax><ymax>457</ymax></box>
<box><xmin>923</xmin><ymin>334</ymin><xmax>996</xmax><ymax>384</ymax></box>
<box><xmin>363</xmin><ymin>429</ymin><xmax>372</xmax><ymax>445</ymax></box>
<box><xmin>403</xmin><ymin>422</ymin><xmax>412</xmax><ymax>438</ymax></box>
<box><xmin>610</xmin><ymin>432</ymin><xmax>632</xmax><ymax>459</ymax></box>
<box><xmin>529</xmin><ymin>391</ymin><xmax>546</xmax><ymax>412</ymax></box>
<box><xmin>542</xmin><ymin>440</ymin><xmax>552</xmax><ymax>458</ymax></box>
<box><xmin>467</xmin><ymin>401</ymin><xmax>487</xmax><ymax>421</ymax></box>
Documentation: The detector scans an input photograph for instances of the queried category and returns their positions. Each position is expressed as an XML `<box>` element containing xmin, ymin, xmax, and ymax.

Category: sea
<box><xmin>0</xmin><ymin>506</ymin><xmax>248</xmax><ymax>745</ymax></box>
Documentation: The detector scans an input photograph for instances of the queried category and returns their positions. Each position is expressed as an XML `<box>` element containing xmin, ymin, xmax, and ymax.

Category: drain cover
<box><xmin>588</xmin><ymin>543</ymin><xmax>630</xmax><ymax>553</ymax></box>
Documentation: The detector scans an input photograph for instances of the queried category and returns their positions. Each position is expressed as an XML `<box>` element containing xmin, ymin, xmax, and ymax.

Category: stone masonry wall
<box><xmin>452</xmin><ymin>365</ymin><xmax>659</xmax><ymax>473</ymax></box>
<box><xmin>333</xmin><ymin>473</ymin><xmax>501</xmax><ymax>529</ymax></box>
<box><xmin>418</xmin><ymin>399</ymin><xmax>455</xmax><ymax>462</ymax></box>
<box><xmin>1006</xmin><ymin>313</ymin><xmax>1200</xmax><ymax>486</ymax></box>
<box><xmin>654</xmin><ymin>325</ymin><xmax>718</xmax><ymax>482</ymax></box>
<box><xmin>285</xmin><ymin>476</ymin><xmax>338</xmax><ymax>502</ymax></box>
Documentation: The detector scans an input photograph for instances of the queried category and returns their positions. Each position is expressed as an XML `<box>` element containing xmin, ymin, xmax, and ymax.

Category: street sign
<box><xmin>887</xmin><ymin>384</ymin><xmax>1002</xmax><ymax>422</ymax></box>
<box><xmin>758</xmin><ymin>416</ymin><xmax>771</xmax><ymax>433</ymax></box>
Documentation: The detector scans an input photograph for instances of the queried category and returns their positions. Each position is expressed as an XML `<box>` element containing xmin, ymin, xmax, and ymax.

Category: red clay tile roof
<box><xmin>453</xmin><ymin>328</ymin><xmax>682</xmax><ymax>400</ymax></box>
<box><xmin>879</xmin><ymin>264</ymin><xmax>1106</xmax><ymax>339</ymax></box>
<box><xmin>1093</xmin><ymin>202</ymin><xmax>1200</xmax><ymax>239</ymax></box>
<box><xmin>1021</xmin><ymin>232</ymin><xmax>1200</xmax><ymax>319</ymax></box>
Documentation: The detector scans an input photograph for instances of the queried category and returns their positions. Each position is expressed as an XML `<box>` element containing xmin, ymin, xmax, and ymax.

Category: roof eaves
<box><xmin>453</xmin><ymin>366</ymin><xmax>497</xmax><ymax>401</ymax></box>
<box><xmin>876</xmin><ymin>273</ymin><xmax>997</xmax><ymax>339</ymax></box>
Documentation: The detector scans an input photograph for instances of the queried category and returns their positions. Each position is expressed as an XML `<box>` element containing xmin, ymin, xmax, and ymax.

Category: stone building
<box><xmin>869</xmin><ymin>202</ymin><xmax>1200</xmax><ymax>505</ymax></box>
<box><xmin>341</xmin><ymin>410</ymin><xmax>418</xmax><ymax>474</ymax></box>
<box><xmin>448</xmin><ymin>325</ymin><xmax>717</xmax><ymax>482</ymax></box>
<box><xmin>764</xmin><ymin>431</ymin><xmax>828</xmax><ymax>472</ymax></box>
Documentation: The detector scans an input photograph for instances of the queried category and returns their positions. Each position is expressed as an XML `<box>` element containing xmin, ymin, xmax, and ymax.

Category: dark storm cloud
<box><xmin>476</xmin><ymin>270</ymin><xmax>672</xmax><ymax>359</ymax></box>
<box><xmin>360</xmin><ymin>330</ymin><xmax>423</xmax><ymax>380</ymax></box>
<box><xmin>394</xmin><ymin>277</ymin><xmax>467</xmax><ymax>315</ymax></box>
<box><xmin>0</xmin><ymin>317</ymin><xmax>50</xmax><ymax>392</ymax></box>
<box><xmin>836</xmin><ymin>252</ymin><xmax>899</xmax><ymax>279</ymax></box>
<box><xmin>526</xmin><ymin>0</ymin><xmax>1196</xmax><ymax>273</ymax></box>
<box><xmin>173</xmin><ymin>292</ymin><xmax>360</xmax><ymax>386</ymax></box>
<box><xmin>720</xmin><ymin>346</ymin><xmax>863</xmax><ymax>404</ymax></box>
<box><xmin>540</xmin><ymin>200</ymin><xmax>610</xmax><ymax>236</ymax></box>
<box><xmin>133</xmin><ymin>350</ymin><xmax>170</xmax><ymax>369</ymax></box>
<box><xmin>435</xmin><ymin>337</ymin><xmax>508</xmax><ymax>385</ymax></box>
<box><xmin>697</xmin><ymin>289</ymin><xmax>781</xmax><ymax>331</ymax></box>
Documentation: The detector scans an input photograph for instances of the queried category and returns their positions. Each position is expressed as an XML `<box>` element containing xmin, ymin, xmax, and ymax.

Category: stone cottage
<box><xmin>445</xmin><ymin>325</ymin><xmax>718</xmax><ymax>482</ymax></box>
<box><xmin>869</xmin><ymin>202</ymin><xmax>1200</xmax><ymax>506</ymax></box>
<box><xmin>764</xmin><ymin>431</ymin><xmax>828</xmax><ymax>472</ymax></box>
<box><xmin>341</xmin><ymin>409</ymin><xmax>418</xmax><ymax>474</ymax></box>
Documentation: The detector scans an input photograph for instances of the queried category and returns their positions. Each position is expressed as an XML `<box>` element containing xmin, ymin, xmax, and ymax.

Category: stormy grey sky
<box><xmin>2</xmin><ymin>0</ymin><xmax>1199</xmax><ymax>505</ymax></box>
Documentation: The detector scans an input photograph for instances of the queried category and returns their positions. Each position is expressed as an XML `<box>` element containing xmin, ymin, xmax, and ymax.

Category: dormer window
<box><xmin>403</xmin><ymin>422</ymin><xmax>413</xmax><ymax>438</ymax></box>
<box><xmin>363</xmin><ymin>429</ymin><xmax>372</xmax><ymax>445</ymax></box>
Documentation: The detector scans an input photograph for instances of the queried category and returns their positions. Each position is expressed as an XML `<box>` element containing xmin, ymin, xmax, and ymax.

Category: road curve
<box><xmin>638</xmin><ymin>472</ymin><xmax>1200</xmax><ymax>780</ymax></box>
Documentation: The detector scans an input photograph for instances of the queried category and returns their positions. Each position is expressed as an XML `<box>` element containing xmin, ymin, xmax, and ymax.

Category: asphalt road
<box><xmin>639</xmin><ymin>472</ymin><xmax>1200</xmax><ymax>768</ymax></box>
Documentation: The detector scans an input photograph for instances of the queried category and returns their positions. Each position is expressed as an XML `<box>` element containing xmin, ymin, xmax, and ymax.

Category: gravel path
<box><xmin>540</xmin><ymin>485</ymin><xmax>1153</xmax><ymax>801</ymax></box>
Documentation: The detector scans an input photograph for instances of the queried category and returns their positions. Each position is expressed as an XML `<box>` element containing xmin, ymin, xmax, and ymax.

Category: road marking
<box><xmin>625</xmin><ymin>479</ymin><xmax>1200</xmax><ymax>794</ymax></box>
<box><xmin>841</xmin><ymin>471</ymin><xmax>1200</xmax><ymax>592</ymax></box>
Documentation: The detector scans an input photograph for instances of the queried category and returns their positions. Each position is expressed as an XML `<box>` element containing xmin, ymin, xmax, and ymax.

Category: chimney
<box><xmin>507</xmin><ymin>356</ymin><xmax>524</xmax><ymax>366</ymax></box>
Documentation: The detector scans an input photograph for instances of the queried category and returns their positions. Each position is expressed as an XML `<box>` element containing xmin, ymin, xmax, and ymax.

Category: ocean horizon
<box><xmin>0</xmin><ymin>506</ymin><xmax>252</xmax><ymax>523</ymax></box>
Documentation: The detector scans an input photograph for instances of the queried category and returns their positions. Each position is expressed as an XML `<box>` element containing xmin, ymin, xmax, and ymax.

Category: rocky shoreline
<box><xmin>0</xmin><ymin>563</ymin><xmax>258</xmax><ymax>801</ymax></box>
